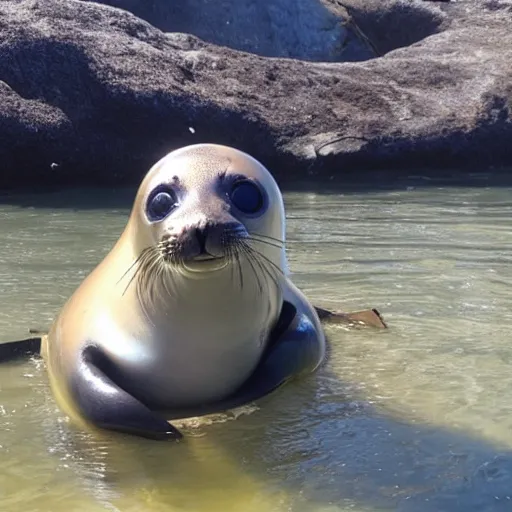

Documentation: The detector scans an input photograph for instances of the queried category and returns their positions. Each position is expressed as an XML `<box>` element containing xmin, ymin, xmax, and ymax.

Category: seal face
<box><xmin>148</xmin><ymin>173</ymin><xmax>269</xmax><ymax>275</ymax></box>
<box><xmin>44</xmin><ymin>144</ymin><xmax>325</xmax><ymax>440</ymax></box>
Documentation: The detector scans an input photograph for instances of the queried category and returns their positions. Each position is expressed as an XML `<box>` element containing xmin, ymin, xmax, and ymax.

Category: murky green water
<box><xmin>1</xmin><ymin>174</ymin><xmax>512</xmax><ymax>512</ymax></box>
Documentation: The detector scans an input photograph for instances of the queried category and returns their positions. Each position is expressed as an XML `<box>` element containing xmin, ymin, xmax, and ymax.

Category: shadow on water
<box><xmin>37</xmin><ymin>354</ymin><xmax>512</xmax><ymax>512</ymax></box>
<box><xmin>1</xmin><ymin>169</ymin><xmax>512</xmax><ymax>212</ymax></box>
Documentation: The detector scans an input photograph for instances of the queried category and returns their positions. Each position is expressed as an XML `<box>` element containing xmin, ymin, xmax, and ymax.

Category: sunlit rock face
<box><xmin>0</xmin><ymin>0</ymin><xmax>510</xmax><ymax>189</ymax></box>
<box><xmin>82</xmin><ymin>0</ymin><xmax>370</xmax><ymax>62</ymax></box>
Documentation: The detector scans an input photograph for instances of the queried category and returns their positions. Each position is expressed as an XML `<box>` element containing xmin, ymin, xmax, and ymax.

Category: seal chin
<box><xmin>180</xmin><ymin>256</ymin><xmax>229</xmax><ymax>276</ymax></box>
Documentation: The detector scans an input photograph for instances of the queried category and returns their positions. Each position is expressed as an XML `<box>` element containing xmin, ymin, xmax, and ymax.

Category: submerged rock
<box><xmin>0</xmin><ymin>0</ymin><xmax>510</xmax><ymax>189</ymax></box>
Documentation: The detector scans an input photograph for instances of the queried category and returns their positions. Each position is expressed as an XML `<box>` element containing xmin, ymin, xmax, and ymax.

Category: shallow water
<box><xmin>1</xmin><ymin>174</ymin><xmax>512</xmax><ymax>512</ymax></box>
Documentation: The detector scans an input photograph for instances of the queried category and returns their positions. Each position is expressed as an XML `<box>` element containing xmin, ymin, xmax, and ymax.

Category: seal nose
<box><xmin>194</xmin><ymin>226</ymin><xmax>208</xmax><ymax>254</ymax></box>
<box><xmin>185</xmin><ymin>221</ymin><xmax>244</xmax><ymax>261</ymax></box>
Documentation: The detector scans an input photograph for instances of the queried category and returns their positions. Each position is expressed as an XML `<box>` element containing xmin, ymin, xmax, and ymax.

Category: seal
<box><xmin>40</xmin><ymin>143</ymin><xmax>326</xmax><ymax>440</ymax></box>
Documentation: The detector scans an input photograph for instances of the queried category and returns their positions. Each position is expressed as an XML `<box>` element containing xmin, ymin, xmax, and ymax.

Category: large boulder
<box><xmin>0</xmin><ymin>0</ymin><xmax>510</xmax><ymax>189</ymax></box>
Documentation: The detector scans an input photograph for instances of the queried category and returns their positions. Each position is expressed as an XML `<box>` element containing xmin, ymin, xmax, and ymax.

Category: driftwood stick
<box><xmin>314</xmin><ymin>306</ymin><xmax>387</xmax><ymax>329</ymax></box>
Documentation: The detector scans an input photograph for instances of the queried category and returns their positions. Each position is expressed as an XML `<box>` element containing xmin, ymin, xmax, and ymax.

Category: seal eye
<box><xmin>146</xmin><ymin>188</ymin><xmax>178</xmax><ymax>222</ymax></box>
<box><xmin>229</xmin><ymin>180</ymin><xmax>264</xmax><ymax>215</ymax></box>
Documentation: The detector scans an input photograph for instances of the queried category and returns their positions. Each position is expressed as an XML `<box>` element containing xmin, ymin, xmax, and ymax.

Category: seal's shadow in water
<box><xmin>36</xmin><ymin>339</ymin><xmax>512</xmax><ymax>512</ymax></box>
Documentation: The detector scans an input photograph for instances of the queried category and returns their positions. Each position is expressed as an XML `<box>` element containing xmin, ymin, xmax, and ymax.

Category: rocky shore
<box><xmin>0</xmin><ymin>0</ymin><xmax>510</xmax><ymax>189</ymax></box>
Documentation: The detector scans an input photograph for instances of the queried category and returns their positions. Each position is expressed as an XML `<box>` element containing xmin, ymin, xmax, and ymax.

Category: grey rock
<box><xmin>0</xmin><ymin>0</ymin><xmax>510</xmax><ymax>190</ymax></box>
<box><xmin>81</xmin><ymin>0</ymin><xmax>365</xmax><ymax>62</ymax></box>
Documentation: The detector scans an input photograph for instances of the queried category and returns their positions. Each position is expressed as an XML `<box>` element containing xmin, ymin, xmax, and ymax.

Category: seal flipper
<box><xmin>70</xmin><ymin>344</ymin><xmax>182</xmax><ymax>441</ymax></box>
<box><xmin>231</xmin><ymin>302</ymin><xmax>321</xmax><ymax>404</ymax></box>
<box><xmin>197</xmin><ymin>300</ymin><xmax>322</xmax><ymax>413</ymax></box>
<box><xmin>0</xmin><ymin>337</ymin><xmax>41</xmax><ymax>362</ymax></box>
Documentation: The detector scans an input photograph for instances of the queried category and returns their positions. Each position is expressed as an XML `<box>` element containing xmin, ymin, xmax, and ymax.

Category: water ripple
<box><xmin>1</xmin><ymin>183</ymin><xmax>512</xmax><ymax>511</ymax></box>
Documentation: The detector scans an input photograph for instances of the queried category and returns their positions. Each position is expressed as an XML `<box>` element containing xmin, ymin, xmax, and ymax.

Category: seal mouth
<box><xmin>193</xmin><ymin>253</ymin><xmax>222</xmax><ymax>262</ymax></box>
<box><xmin>181</xmin><ymin>255</ymin><xmax>228</xmax><ymax>273</ymax></box>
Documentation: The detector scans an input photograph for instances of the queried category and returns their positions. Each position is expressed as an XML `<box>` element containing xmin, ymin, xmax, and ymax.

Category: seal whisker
<box><xmin>223</xmin><ymin>242</ymin><xmax>234</xmax><ymax>289</ymax></box>
<box><xmin>121</xmin><ymin>247</ymin><xmax>154</xmax><ymax>297</ymax></box>
<box><xmin>223</xmin><ymin>231</ymin><xmax>246</xmax><ymax>292</ymax></box>
<box><xmin>229</xmin><ymin>247</ymin><xmax>239</xmax><ymax>291</ymax></box>
<box><xmin>239</xmin><ymin>242</ymin><xmax>270</xmax><ymax>295</ymax></box>
<box><xmin>257</xmin><ymin>257</ymin><xmax>281</xmax><ymax>292</ymax></box>
<box><xmin>248</xmin><ymin>244</ymin><xmax>268</xmax><ymax>295</ymax></box>
<box><xmin>233</xmin><ymin>246</ymin><xmax>244</xmax><ymax>292</ymax></box>
<box><xmin>121</xmin><ymin>268</ymin><xmax>139</xmax><ymax>297</ymax></box>
<box><xmin>117</xmin><ymin>252</ymin><xmax>144</xmax><ymax>286</ymax></box>
<box><xmin>237</xmin><ymin>241</ymin><xmax>263</xmax><ymax>295</ymax></box>
<box><xmin>245</xmin><ymin>245</ymin><xmax>285</xmax><ymax>278</ymax></box>
<box><xmin>227</xmin><ymin>244</ymin><xmax>236</xmax><ymax>289</ymax></box>
<box><xmin>139</xmin><ymin>247</ymin><xmax>179</xmax><ymax>320</ymax></box>
<box><xmin>250</xmin><ymin>233</ymin><xmax>285</xmax><ymax>245</ymax></box>
<box><xmin>246</xmin><ymin>236</ymin><xmax>283</xmax><ymax>249</ymax></box>
<box><xmin>244</xmin><ymin>244</ymin><xmax>282</xmax><ymax>292</ymax></box>
<box><xmin>159</xmin><ymin>259</ymin><xmax>176</xmax><ymax>302</ymax></box>
<box><xmin>143</xmin><ymin>253</ymin><xmax>181</xmax><ymax>320</ymax></box>
<box><xmin>135</xmin><ymin>249</ymin><xmax>163</xmax><ymax>321</ymax></box>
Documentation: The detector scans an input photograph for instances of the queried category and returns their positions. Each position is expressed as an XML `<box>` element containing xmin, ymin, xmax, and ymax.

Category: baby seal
<box><xmin>42</xmin><ymin>143</ymin><xmax>326</xmax><ymax>440</ymax></box>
